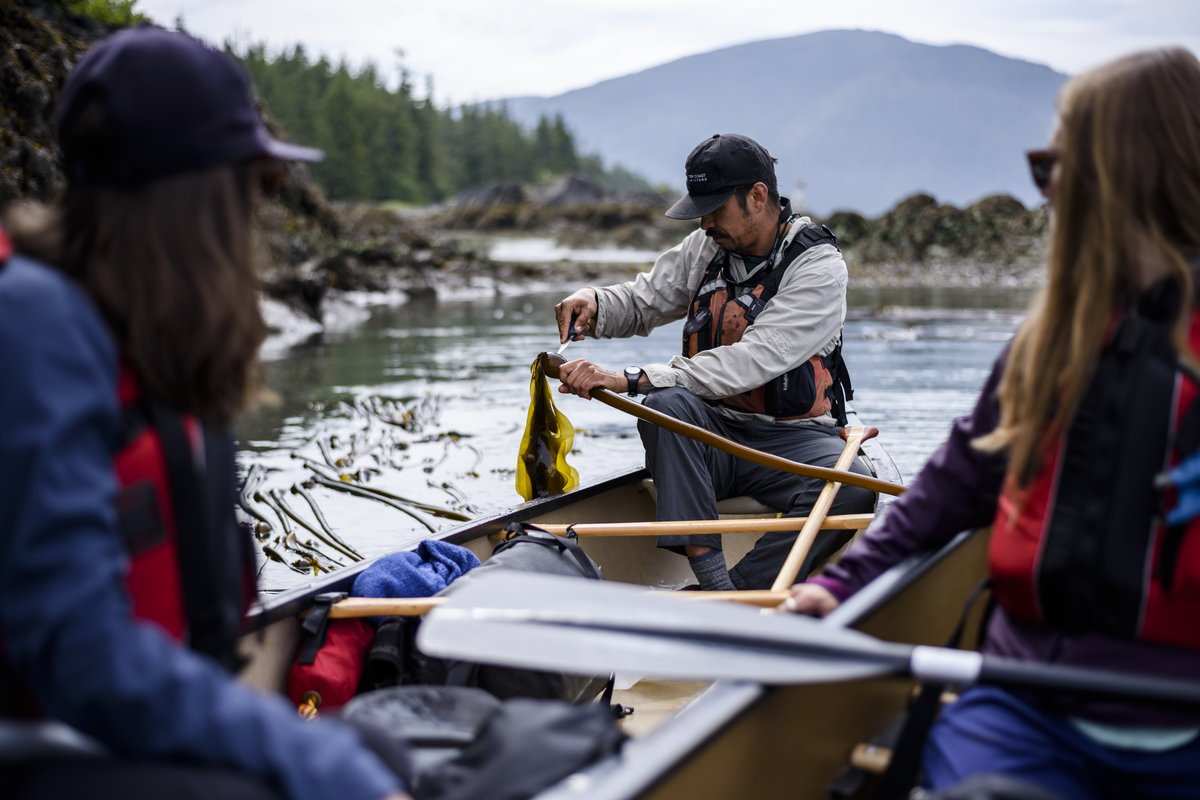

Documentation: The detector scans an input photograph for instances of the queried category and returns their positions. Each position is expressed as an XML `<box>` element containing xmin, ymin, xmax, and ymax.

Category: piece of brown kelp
<box><xmin>516</xmin><ymin>353</ymin><xmax>580</xmax><ymax>501</ymax></box>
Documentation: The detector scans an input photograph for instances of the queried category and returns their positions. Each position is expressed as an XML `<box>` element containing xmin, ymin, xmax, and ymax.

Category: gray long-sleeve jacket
<box><xmin>592</xmin><ymin>217</ymin><xmax>848</xmax><ymax>425</ymax></box>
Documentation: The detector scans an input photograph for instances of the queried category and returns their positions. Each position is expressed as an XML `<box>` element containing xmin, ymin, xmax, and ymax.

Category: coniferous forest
<box><xmin>232</xmin><ymin>43</ymin><xmax>651</xmax><ymax>204</ymax></box>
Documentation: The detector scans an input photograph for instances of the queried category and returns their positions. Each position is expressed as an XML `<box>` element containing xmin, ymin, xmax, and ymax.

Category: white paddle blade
<box><xmin>417</xmin><ymin>572</ymin><xmax>898</xmax><ymax>684</ymax></box>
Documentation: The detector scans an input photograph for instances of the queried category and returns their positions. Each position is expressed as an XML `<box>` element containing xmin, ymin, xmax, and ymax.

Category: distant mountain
<box><xmin>496</xmin><ymin>30</ymin><xmax>1067</xmax><ymax>216</ymax></box>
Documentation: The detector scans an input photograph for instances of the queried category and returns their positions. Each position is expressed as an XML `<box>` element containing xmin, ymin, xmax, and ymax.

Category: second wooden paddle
<box><xmin>771</xmin><ymin>425</ymin><xmax>878</xmax><ymax>591</ymax></box>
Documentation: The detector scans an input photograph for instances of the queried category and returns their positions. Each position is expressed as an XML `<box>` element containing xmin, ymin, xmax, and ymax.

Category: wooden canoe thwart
<box><xmin>534</xmin><ymin>513</ymin><xmax>874</xmax><ymax>537</ymax></box>
<box><xmin>327</xmin><ymin>596</ymin><xmax>445</xmax><ymax>618</ymax></box>
<box><xmin>235</xmin><ymin>407</ymin><xmax>994</xmax><ymax>800</ymax></box>
<box><xmin>325</xmin><ymin>590</ymin><xmax>792</xmax><ymax>619</ymax></box>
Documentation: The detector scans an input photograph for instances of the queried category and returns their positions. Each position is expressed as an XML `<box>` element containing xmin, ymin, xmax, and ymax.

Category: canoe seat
<box><xmin>637</xmin><ymin>479</ymin><xmax>780</xmax><ymax>518</ymax></box>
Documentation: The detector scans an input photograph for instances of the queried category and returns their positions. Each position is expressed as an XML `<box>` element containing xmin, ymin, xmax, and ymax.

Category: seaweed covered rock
<box><xmin>432</xmin><ymin>175</ymin><xmax>686</xmax><ymax>252</ymax></box>
<box><xmin>0</xmin><ymin>0</ymin><xmax>114</xmax><ymax>205</ymax></box>
<box><xmin>819</xmin><ymin>192</ymin><xmax>1049</xmax><ymax>287</ymax></box>
<box><xmin>0</xmin><ymin>1</ymin><xmax>510</xmax><ymax>317</ymax></box>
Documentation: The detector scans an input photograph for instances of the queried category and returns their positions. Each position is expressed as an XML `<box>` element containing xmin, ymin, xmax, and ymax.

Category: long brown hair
<box><xmin>9</xmin><ymin>163</ymin><xmax>267</xmax><ymax>427</ymax></box>
<box><xmin>976</xmin><ymin>48</ymin><xmax>1200</xmax><ymax>482</ymax></box>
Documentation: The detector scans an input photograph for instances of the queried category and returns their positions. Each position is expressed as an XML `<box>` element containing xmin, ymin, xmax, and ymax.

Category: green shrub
<box><xmin>68</xmin><ymin>0</ymin><xmax>150</xmax><ymax>26</ymax></box>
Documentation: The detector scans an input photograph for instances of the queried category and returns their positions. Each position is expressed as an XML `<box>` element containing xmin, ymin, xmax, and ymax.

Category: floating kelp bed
<box><xmin>516</xmin><ymin>353</ymin><xmax>580</xmax><ymax>501</ymax></box>
<box><xmin>238</xmin><ymin>393</ymin><xmax>479</xmax><ymax>587</ymax></box>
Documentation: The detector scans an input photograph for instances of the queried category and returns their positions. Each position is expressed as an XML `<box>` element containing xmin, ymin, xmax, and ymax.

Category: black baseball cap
<box><xmin>665</xmin><ymin>133</ymin><xmax>776</xmax><ymax>220</ymax></box>
<box><xmin>59</xmin><ymin>26</ymin><xmax>323</xmax><ymax>186</ymax></box>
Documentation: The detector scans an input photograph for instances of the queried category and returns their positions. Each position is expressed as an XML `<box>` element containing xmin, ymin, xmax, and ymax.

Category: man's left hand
<box><xmin>557</xmin><ymin>359</ymin><xmax>627</xmax><ymax>400</ymax></box>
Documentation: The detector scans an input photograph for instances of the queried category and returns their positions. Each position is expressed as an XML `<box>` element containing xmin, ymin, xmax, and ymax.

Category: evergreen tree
<box><xmin>228</xmin><ymin>41</ymin><xmax>651</xmax><ymax>203</ymax></box>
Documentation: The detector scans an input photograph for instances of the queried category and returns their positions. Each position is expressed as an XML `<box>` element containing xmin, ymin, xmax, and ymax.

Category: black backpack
<box><xmin>360</xmin><ymin>524</ymin><xmax>609</xmax><ymax>704</ymax></box>
<box><xmin>341</xmin><ymin>685</ymin><xmax>625</xmax><ymax>800</ymax></box>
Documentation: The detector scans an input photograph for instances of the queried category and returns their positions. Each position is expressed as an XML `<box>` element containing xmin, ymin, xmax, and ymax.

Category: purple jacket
<box><xmin>813</xmin><ymin>347</ymin><xmax>1200</xmax><ymax>726</ymax></box>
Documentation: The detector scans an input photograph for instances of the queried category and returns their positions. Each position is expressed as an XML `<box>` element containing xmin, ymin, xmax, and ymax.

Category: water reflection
<box><xmin>239</xmin><ymin>286</ymin><xmax>1032</xmax><ymax>591</ymax></box>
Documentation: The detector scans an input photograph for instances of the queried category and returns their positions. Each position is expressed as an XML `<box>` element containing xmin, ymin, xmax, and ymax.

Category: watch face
<box><xmin>625</xmin><ymin>367</ymin><xmax>640</xmax><ymax>379</ymax></box>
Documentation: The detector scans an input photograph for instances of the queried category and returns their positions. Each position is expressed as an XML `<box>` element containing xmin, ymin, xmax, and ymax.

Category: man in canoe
<box><xmin>554</xmin><ymin>133</ymin><xmax>875</xmax><ymax>592</ymax></box>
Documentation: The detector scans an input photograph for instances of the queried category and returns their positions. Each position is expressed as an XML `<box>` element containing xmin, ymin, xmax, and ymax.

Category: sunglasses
<box><xmin>1026</xmin><ymin>149</ymin><xmax>1059</xmax><ymax>192</ymax></box>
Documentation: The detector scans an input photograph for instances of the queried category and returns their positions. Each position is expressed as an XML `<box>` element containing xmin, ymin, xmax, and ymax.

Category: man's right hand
<box><xmin>555</xmin><ymin>288</ymin><xmax>598</xmax><ymax>344</ymax></box>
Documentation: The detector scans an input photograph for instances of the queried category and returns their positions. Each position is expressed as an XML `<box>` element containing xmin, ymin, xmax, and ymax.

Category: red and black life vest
<box><xmin>990</xmin><ymin>293</ymin><xmax>1200</xmax><ymax>651</ymax></box>
<box><xmin>1</xmin><ymin>366</ymin><xmax>255</xmax><ymax>717</ymax></box>
<box><xmin>115</xmin><ymin>365</ymin><xmax>255</xmax><ymax>670</ymax></box>
<box><xmin>682</xmin><ymin>222</ymin><xmax>853</xmax><ymax>425</ymax></box>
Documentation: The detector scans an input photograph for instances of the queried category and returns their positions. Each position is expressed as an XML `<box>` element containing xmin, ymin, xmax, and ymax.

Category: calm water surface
<box><xmin>239</xmin><ymin>283</ymin><xmax>1032</xmax><ymax>592</ymax></box>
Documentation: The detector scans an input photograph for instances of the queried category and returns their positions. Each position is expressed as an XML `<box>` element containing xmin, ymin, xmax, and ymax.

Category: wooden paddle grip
<box><xmin>543</xmin><ymin>352</ymin><xmax>566</xmax><ymax>379</ymax></box>
<box><xmin>840</xmin><ymin>425</ymin><xmax>879</xmax><ymax>443</ymax></box>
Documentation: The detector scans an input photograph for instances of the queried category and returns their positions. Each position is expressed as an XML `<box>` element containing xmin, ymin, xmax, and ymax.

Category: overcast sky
<box><xmin>138</xmin><ymin>0</ymin><xmax>1200</xmax><ymax>104</ymax></box>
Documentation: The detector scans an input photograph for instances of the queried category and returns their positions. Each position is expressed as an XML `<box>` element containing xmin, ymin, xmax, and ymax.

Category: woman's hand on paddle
<box><xmin>779</xmin><ymin>584</ymin><xmax>840</xmax><ymax>617</ymax></box>
<box><xmin>555</xmin><ymin>289</ymin><xmax>597</xmax><ymax>343</ymax></box>
<box><xmin>557</xmin><ymin>359</ymin><xmax>624</xmax><ymax>399</ymax></box>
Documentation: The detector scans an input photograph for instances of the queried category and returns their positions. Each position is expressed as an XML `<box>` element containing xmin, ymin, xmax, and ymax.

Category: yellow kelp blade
<box><xmin>516</xmin><ymin>353</ymin><xmax>580</xmax><ymax>501</ymax></box>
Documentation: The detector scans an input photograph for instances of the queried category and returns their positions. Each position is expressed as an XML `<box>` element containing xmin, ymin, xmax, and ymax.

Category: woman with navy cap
<box><xmin>0</xmin><ymin>27</ymin><xmax>410</xmax><ymax>800</ymax></box>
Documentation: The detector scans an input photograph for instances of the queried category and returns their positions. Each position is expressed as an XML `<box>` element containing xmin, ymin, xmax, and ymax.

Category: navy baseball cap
<box><xmin>59</xmin><ymin>27</ymin><xmax>322</xmax><ymax>186</ymax></box>
<box><xmin>666</xmin><ymin>134</ymin><xmax>776</xmax><ymax>220</ymax></box>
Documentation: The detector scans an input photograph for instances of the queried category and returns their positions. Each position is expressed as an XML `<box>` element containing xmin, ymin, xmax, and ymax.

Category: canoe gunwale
<box><xmin>824</xmin><ymin>528</ymin><xmax>979</xmax><ymax>628</ymax></box>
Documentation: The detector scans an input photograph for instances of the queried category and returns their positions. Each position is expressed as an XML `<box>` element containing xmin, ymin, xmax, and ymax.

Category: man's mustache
<box><xmin>705</xmin><ymin>228</ymin><xmax>728</xmax><ymax>240</ymax></box>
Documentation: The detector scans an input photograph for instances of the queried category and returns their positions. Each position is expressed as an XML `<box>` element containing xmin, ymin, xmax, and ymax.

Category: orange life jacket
<box><xmin>990</xmin><ymin>304</ymin><xmax>1200</xmax><ymax>651</ymax></box>
<box><xmin>682</xmin><ymin>222</ymin><xmax>852</xmax><ymax>424</ymax></box>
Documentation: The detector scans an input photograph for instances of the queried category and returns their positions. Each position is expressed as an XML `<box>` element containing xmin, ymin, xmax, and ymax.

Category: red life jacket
<box><xmin>683</xmin><ymin>222</ymin><xmax>853</xmax><ymax>425</ymax></box>
<box><xmin>115</xmin><ymin>365</ymin><xmax>255</xmax><ymax>668</ymax></box>
<box><xmin>1</xmin><ymin>366</ymin><xmax>255</xmax><ymax>717</ymax></box>
<box><xmin>990</xmin><ymin>301</ymin><xmax>1200</xmax><ymax>652</ymax></box>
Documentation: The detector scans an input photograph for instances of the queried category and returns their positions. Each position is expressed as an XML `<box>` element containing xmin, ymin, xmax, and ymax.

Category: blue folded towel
<box><xmin>352</xmin><ymin>540</ymin><xmax>480</xmax><ymax>604</ymax></box>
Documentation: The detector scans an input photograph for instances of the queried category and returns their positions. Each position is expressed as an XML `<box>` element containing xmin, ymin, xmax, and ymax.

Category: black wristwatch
<box><xmin>624</xmin><ymin>366</ymin><xmax>643</xmax><ymax>397</ymax></box>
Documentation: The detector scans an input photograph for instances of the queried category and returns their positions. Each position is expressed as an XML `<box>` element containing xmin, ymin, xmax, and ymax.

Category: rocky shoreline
<box><xmin>255</xmin><ymin>172</ymin><xmax>1050</xmax><ymax>325</ymax></box>
<box><xmin>258</xmin><ymin>183</ymin><xmax>1048</xmax><ymax>323</ymax></box>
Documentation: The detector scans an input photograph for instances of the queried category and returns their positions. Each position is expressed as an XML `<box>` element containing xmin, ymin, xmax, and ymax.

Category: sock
<box><xmin>689</xmin><ymin>549</ymin><xmax>735</xmax><ymax>591</ymax></box>
<box><xmin>729</xmin><ymin>567</ymin><xmax>750</xmax><ymax>591</ymax></box>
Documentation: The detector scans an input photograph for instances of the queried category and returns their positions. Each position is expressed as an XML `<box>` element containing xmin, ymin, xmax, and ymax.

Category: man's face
<box><xmin>699</xmin><ymin>194</ymin><xmax>758</xmax><ymax>254</ymax></box>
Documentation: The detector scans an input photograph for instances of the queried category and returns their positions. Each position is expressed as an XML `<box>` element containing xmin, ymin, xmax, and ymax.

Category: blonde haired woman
<box><xmin>788</xmin><ymin>49</ymin><xmax>1200</xmax><ymax>797</ymax></box>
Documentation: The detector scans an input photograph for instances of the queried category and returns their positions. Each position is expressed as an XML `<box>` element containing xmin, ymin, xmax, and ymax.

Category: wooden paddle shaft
<box><xmin>771</xmin><ymin>426</ymin><xmax>876</xmax><ymax>592</ymax></box>
<box><xmin>327</xmin><ymin>589</ymin><xmax>789</xmax><ymax>618</ymax></box>
<box><xmin>540</xmin><ymin>353</ymin><xmax>903</xmax><ymax>497</ymax></box>
<box><xmin>535</xmin><ymin>513</ymin><xmax>874</xmax><ymax>537</ymax></box>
